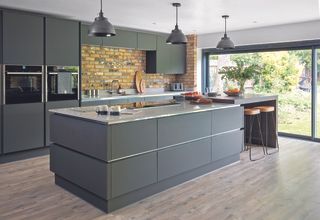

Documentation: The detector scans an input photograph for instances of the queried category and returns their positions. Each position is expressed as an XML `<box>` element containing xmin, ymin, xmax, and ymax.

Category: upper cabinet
<box><xmin>81</xmin><ymin>24</ymin><xmax>137</xmax><ymax>49</ymax></box>
<box><xmin>137</xmin><ymin>33</ymin><xmax>156</xmax><ymax>50</ymax></box>
<box><xmin>3</xmin><ymin>11</ymin><xmax>44</xmax><ymax>65</ymax></box>
<box><xmin>147</xmin><ymin>35</ymin><xmax>186</xmax><ymax>74</ymax></box>
<box><xmin>104</xmin><ymin>29</ymin><xmax>137</xmax><ymax>49</ymax></box>
<box><xmin>46</xmin><ymin>18</ymin><xmax>80</xmax><ymax>66</ymax></box>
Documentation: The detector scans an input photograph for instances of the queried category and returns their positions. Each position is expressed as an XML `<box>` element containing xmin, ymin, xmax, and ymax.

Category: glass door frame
<box><xmin>202</xmin><ymin>40</ymin><xmax>320</xmax><ymax>141</ymax></box>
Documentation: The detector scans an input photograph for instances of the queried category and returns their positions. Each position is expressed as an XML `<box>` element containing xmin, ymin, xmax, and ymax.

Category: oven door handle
<box><xmin>6</xmin><ymin>72</ymin><xmax>43</xmax><ymax>75</ymax></box>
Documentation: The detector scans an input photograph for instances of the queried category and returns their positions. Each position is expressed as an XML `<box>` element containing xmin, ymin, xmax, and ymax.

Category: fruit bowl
<box><xmin>224</xmin><ymin>90</ymin><xmax>240</xmax><ymax>97</ymax></box>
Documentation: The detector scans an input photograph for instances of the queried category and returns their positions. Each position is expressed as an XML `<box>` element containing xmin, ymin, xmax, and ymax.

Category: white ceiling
<box><xmin>0</xmin><ymin>0</ymin><xmax>319</xmax><ymax>34</ymax></box>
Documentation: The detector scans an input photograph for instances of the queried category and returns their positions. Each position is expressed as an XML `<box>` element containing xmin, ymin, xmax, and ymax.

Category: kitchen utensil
<box><xmin>135</xmin><ymin>71</ymin><xmax>143</xmax><ymax>93</ymax></box>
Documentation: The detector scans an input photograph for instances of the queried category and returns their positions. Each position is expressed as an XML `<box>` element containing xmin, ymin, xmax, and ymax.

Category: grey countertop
<box><xmin>210</xmin><ymin>94</ymin><xmax>278</xmax><ymax>105</ymax></box>
<box><xmin>82</xmin><ymin>91</ymin><xmax>185</xmax><ymax>102</ymax></box>
<box><xmin>50</xmin><ymin>101</ymin><xmax>239</xmax><ymax>125</ymax></box>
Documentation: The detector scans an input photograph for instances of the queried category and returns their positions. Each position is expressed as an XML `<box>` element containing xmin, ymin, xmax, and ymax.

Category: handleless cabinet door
<box><xmin>103</xmin><ymin>29</ymin><xmax>137</xmax><ymax>49</ymax></box>
<box><xmin>212</xmin><ymin>107</ymin><xmax>244</xmax><ymax>134</ymax></box>
<box><xmin>0</xmin><ymin>11</ymin><xmax>3</xmax><ymax>64</ymax></box>
<box><xmin>156</xmin><ymin>35</ymin><xmax>172</xmax><ymax>73</ymax></box>
<box><xmin>3</xmin><ymin>103</ymin><xmax>45</xmax><ymax>153</ymax></box>
<box><xmin>45</xmin><ymin>100</ymin><xmax>80</xmax><ymax>146</ymax></box>
<box><xmin>137</xmin><ymin>32</ymin><xmax>156</xmax><ymax>50</ymax></box>
<box><xmin>81</xmin><ymin>24</ymin><xmax>102</xmax><ymax>46</ymax></box>
<box><xmin>170</xmin><ymin>44</ymin><xmax>186</xmax><ymax>74</ymax></box>
<box><xmin>3</xmin><ymin>11</ymin><xmax>44</xmax><ymax>65</ymax></box>
<box><xmin>46</xmin><ymin>18</ymin><xmax>80</xmax><ymax>66</ymax></box>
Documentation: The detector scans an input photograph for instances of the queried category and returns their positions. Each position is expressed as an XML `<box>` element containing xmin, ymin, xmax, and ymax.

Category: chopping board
<box><xmin>135</xmin><ymin>71</ymin><xmax>143</xmax><ymax>93</ymax></box>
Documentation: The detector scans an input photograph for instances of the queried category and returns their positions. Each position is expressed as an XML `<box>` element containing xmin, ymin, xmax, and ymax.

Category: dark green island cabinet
<box><xmin>50</xmin><ymin>103</ymin><xmax>244</xmax><ymax>212</ymax></box>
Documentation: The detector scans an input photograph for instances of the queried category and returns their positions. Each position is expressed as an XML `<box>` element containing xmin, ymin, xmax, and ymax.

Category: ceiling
<box><xmin>0</xmin><ymin>0</ymin><xmax>319</xmax><ymax>34</ymax></box>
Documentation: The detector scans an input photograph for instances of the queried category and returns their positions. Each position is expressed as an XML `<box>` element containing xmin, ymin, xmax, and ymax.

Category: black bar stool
<box><xmin>254</xmin><ymin>106</ymin><xmax>279</xmax><ymax>155</ymax></box>
<box><xmin>244</xmin><ymin>108</ymin><xmax>266</xmax><ymax>161</ymax></box>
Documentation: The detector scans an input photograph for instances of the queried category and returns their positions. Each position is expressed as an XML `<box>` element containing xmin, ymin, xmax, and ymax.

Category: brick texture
<box><xmin>81</xmin><ymin>34</ymin><xmax>197</xmax><ymax>91</ymax></box>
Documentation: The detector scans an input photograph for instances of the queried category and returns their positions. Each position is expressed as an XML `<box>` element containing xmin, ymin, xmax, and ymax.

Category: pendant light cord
<box><xmin>100</xmin><ymin>0</ymin><xmax>103</xmax><ymax>13</ymax></box>
<box><xmin>224</xmin><ymin>17</ymin><xmax>227</xmax><ymax>36</ymax></box>
<box><xmin>176</xmin><ymin>5</ymin><xmax>178</xmax><ymax>26</ymax></box>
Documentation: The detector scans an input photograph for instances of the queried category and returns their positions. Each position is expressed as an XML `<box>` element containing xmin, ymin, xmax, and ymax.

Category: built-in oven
<box><xmin>46</xmin><ymin>66</ymin><xmax>79</xmax><ymax>101</ymax></box>
<box><xmin>3</xmin><ymin>65</ymin><xmax>44</xmax><ymax>104</ymax></box>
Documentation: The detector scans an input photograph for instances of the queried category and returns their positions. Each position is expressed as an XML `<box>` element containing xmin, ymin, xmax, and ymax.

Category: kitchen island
<box><xmin>49</xmin><ymin>102</ymin><xmax>244</xmax><ymax>212</ymax></box>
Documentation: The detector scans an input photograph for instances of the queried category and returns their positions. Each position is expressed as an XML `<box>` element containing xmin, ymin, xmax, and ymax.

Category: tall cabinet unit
<box><xmin>0</xmin><ymin>11</ymin><xmax>3</xmax><ymax>155</ymax></box>
<box><xmin>45</xmin><ymin>17</ymin><xmax>80</xmax><ymax>146</ymax></box>
<box><xmin>2</xmin><ymin>11</ymin><xmax>45</xmax><ymax>153</ymax></box>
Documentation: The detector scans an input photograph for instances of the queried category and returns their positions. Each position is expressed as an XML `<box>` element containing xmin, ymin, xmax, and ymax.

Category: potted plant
<box><xmin>219</xmin><ymin>59</ymin><xmax>261</xmax><ymax>95</ymax></box>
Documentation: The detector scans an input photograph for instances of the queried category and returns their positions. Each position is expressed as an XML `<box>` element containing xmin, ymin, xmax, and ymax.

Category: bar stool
<box><xmin>244</xmin><ymin>108</ymin><xmax>266</xmax><ymax>161</ymax></box>
<box><xmin>254</xmin><ymin>106</ymin><xmax>279</xmax><ymax>155</ymax></box>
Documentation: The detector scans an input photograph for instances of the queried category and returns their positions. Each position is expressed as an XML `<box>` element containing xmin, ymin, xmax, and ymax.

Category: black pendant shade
<box><xmin>166</xmin><ymin>3</ymin><xmax>187</xmax><ymax>44</ymax></box>
<box><xmin>88</xmin><ymin>0</ymin><xmax>116</xmax><ymax>37</ymax></box>
<box><xmin>217</xmin><ymin>15</ymin><xmax>235</xmax><ymax>49</ymax></box>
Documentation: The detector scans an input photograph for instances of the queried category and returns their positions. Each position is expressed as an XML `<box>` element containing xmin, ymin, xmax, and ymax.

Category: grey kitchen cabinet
<box><xmin>212</xmin><ymin>130</ymin><xmax>243</xmax><ymax>162</ymax></box>
<box><xmin>147</xmin><ymin>35</ymin><xmax>186</xmax><ymax>74</ymax></box>
<box><xmin>3</xmin><ymin>103</ymin><xmax>45</xmax><ymax>153</ymax></box>
<box><xmin>137</xmin><ymin>32</ymin><xmax>157</xmax><ymax>50</ymax></box>
<box><xmin>158</xmin><ymin>138</ymin><xmax>211</xmax><ymax>181</ymax></box>
<box><xmin>81</xmin><ymin>24</ymin><xmax>103</xmax><ymax>46</ymax></box>
<box><xmin>46</xmin><ymin>18</ymin><xmax>80</xmax><ymax>66</ymax></box>
<box><xmin>155</xmin><ymin>35</ymin><xmax>173</xmax><ymax>73</ymax></box>
<box><xmin>45</xmin><ymin>100</ymin><xmax>80</xmax><ymax>146</ymax></box>
<box><xmin>158</xmin><ymin>112</ymin><xmax>211</xmax><ymax>147</ymax></box>
<box><xmin>111</xmin><ymin>152</ymin><xmax>157</xmax><ymax>198</ymax></box>
<box><xmin>111</xmin><ymin>119</ymin><xmax>157</xmax><ymax>159</ymax></box>
<box><xmin>3</xmin><ymin>11</ymin><xmax>44</xmax><ymax>65</ymax></box>
<box><xmin>81</xmin><ymin>24</ymin><xmax>137</xmax><ymax>49</ymax></box>
<box><xmin>103</xmin><ymin>29</ymin><xmax>137</xmax><ymax>49</ymax></box>
<box><xmin>212</xmin><ymin>107</ymin><xmax>244</xmax><ymax>134</ymax></box>
<box><xmin>0</xmin><ymin>11</ymin><xmax>3</xmax><ymax>63</ymax></box>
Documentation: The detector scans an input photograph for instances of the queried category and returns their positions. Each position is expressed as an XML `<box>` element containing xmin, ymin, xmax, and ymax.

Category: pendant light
<box><xmin>216</xmin><ymin>15</ymin><xmax>235</xmax><ymax>49</ymax></box>
<box><xmin>166</xmin><ymin>3</ymin><xmax>187</xmax><ymax>44</ymax></box>
<box><xmin>88</xmin><ymin>0</ymin><xmax>116</xmax><ymax>37</ymax></box>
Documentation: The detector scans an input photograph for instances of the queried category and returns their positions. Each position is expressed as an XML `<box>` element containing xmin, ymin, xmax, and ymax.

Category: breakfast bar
<box><xmin>49</xmin><ymin>102</ymin><xmax>244</xmax><ymax>213</ymax></box>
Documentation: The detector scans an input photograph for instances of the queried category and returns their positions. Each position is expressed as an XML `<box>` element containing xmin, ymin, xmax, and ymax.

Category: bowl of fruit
<box><xmin>224</xmin><ymin>87</ymin><xmax>241</xmax><ymax>96</ymax></box>
<box><xmin>183</xmin><ymin>91</ymin><xmax>203</xmax><ymax>100</ymax></box>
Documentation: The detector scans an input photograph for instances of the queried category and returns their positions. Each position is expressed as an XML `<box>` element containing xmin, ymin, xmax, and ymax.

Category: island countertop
<box><xmin>210</xmin><ymin>94</ymin><xmax>278</xmax><ymax>105</ymax></box>
<box><xmin>50</xmin><ymin>101</ymin><xmax>239</xmax><ymax>125</ymax></box>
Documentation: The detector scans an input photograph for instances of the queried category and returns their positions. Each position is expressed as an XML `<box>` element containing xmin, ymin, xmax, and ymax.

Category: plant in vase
<box><xmin>219</xmin><ymin>59</ymin><xmax>261</xmax><ymax>95</ymax></box>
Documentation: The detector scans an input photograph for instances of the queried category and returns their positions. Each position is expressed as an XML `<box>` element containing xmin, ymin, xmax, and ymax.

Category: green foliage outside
<box><xmin>218</xmin><ymin>50</ymin><xmax>313</xmax><ymax>136</ymax></box>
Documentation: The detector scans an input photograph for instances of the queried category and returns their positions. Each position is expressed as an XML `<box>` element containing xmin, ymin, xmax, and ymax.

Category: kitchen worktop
<box><xmin>50</xmin><ymin>101</ymin><xmax>239</xmax><ymax>125</ymax></box>
<box><xmin>210</xmin><ymin>94</ymin><xmax>278</xmax><ymax>104</ymax></box>
<box><xmin>81</xmin><ymin>91</ymin><xmax>185</xmax><ymax>102</ymax></box>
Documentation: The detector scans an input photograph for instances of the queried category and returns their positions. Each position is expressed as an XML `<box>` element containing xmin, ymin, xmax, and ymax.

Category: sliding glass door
<box><xmin>206</xmin><ymin>49</ymin><xmax>313</xmax><ymax>137</ymax></box>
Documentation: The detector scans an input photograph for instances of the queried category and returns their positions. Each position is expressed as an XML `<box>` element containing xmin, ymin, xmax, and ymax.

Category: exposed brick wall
<box><xmin>176</xmin><ymin>34</ymin><xmax>197</xmax><ymax>91</ymax></box>
<box><xmin>81</xmin><ymin>46</ymin><xmax>176</xmax><ymax>91</ymax></box>
<box><xmin>81</xmin><ymin>34</ymin><xmax>197</xmax><ymax>91</ymax></box>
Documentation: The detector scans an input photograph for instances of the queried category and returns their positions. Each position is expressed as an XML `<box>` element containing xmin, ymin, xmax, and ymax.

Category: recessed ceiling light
<box><xmin>152</xmin><ymin>22</ymin><xmax>157</xmax><ymax>25</ymax></box>
<box><xmin>253</xmin><ymin>21</ymin><xmax>258</xmax><ymax>23</ymax></box>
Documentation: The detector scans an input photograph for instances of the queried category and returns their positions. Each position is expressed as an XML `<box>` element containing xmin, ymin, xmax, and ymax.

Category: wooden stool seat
<box><xmin>254</xmin><ymin>106</ymin><xmax>275</xmax><ymax>113</ymax></box>
<box><xmin>244</xmin><ymin>108</ymin><xmax>260</xmax><ymax>116</ymax></box>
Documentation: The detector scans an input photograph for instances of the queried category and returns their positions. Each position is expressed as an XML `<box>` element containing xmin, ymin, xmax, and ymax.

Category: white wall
<box><xmin>198</xmin><ymin>20</ymin><xmax>320</xmax><ymax>49</ymax></box>
<box><xmin>196</xmin><ymin>20</ymin><xmax>320</xmax><ymax>90</ymax></box>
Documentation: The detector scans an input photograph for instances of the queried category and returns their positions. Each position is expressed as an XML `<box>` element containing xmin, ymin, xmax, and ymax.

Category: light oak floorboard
<box><xmin>1</xmin><ymin>137</ymin><xmax>320</xmax><ymax>220</ymax></box>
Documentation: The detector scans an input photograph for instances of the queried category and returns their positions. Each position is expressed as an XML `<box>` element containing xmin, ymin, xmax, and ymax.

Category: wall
<box><xmin>81</xmin><ymin>46</ymin><xmax>176</xmax><ymax>91</ymax></box>
<box><xmin>198</xmin><ymin>20</ymin><xmax>320</xmax><ymax>49</ymax></box>
<box><xmin>82</xmin><ymin>34</ymin><xmax>198</xmax><ymax>91</ymax></box>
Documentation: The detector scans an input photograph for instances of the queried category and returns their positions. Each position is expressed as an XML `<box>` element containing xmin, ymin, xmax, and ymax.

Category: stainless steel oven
<box><xmin>46</xmin><ymin>66</ymin><xmax>79</xmax><ymax>101</ymax></box>
<box><xmin>3</xmin><ymin>65</ymin><xmax>44</xmax><ymax>104</ymax></box>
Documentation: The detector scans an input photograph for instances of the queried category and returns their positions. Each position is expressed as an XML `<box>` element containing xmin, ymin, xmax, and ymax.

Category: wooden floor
<box><xmin>1</xmin><ymin>137</ymin><xmax>320</xmax><ymax>220</ymax></box>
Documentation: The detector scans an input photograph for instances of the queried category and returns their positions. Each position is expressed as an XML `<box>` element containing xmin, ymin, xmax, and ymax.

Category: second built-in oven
<box><xmin>3</xmin><ymin>65</ymin><xmax>43</xmax><ymax>104</ymax></box>
<box><xmin>46</xmin><ymin>66</ymin><xmax>79</xmax><ymax>101</ymax></box>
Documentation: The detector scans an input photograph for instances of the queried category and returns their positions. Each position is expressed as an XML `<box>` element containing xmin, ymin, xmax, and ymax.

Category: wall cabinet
<box><xmin>3</xmin><ymin>11</ymin><xmax>44</xmax><ymax>65</ymax></box>
<box><xmin>137</xmin><ymin>32</ymin><xmax>156</xmax><ymax>50</ymax></box>
<box><xmin>146</xmin><ymin>35</ymin><xmax>186</xmax><ymax>74</ymax></box>
<box><xmin>46</xmin><ymin>18</ymin><xmax>80</xmax><ymax>66</ymax></box>
<box><xmin>3</xmin><ymin>103</ymin><xmax>45</xmax><ymax>153</ymax></box>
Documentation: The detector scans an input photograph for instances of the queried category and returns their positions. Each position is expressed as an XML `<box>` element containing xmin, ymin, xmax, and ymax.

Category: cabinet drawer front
<box><xmin>111</xmin><ymin>119</ymin><xmax>157</xmax><ymax>159</ymax></box>
<box><xmin>212</xmin><ymin>107</ymin><xmax>244</xmax><ymax>134</ymax></box>
<box><xmin>158</xmin><ymin>138</ymin><xmax>211</xmax><ymax>181</ymax></box>
<box><xmin>3</xmin><ymin>103</ymin><xmax>44</xmax><ymax>153</ymax></box>
<box><xmin>50</xmin><ymin>145</ymin><xmax>109</xmax><ymax>199</ymax></box>
<box><xmin>158</xmin><ymin>112</ymin><xmax>211</xmax><ymax>147</ymax></box>
<box><xmin>50</xmin><ymin>114</ymin><xmax>109</xmax><ymax>161</ymax></box>
<box><xmin>212</xmin><ymin>130</ymin><xmax>243</xmax><ymax>161</ymax></box>
<box><xmin>111</xmin><ymin>152</ymin><xmax>157</xmax><ymax>198</ymax></box>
